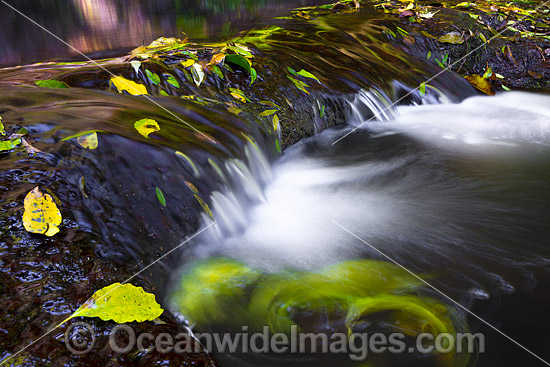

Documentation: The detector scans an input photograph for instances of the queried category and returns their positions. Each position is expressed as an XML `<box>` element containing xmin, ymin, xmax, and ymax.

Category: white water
<box><xmin>180</xmin><ymin>92</ymin><xmax>550</xmax><ymax>277</ymax></box>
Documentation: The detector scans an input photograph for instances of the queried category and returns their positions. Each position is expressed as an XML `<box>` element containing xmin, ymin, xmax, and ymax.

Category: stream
<box><xmin>0</xmin><ymin>1</ymin><xmax>549</xmax><ymax>367</ymax></box>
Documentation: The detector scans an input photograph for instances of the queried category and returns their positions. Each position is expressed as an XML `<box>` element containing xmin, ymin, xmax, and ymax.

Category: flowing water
<box><xmin>167</xmin><ymin>91</ymin><xmax>550</xmax><ymax>366</ymax></box>
<box><xmin>0</xmin><ymin>2</ymin><xmax>549</xmax><ymax>367</ymax></box>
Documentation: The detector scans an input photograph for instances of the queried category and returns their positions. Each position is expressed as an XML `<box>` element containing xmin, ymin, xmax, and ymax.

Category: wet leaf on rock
<box><xmin>225</xmin><ymin>54</ymin><xmax>256</xmax><ymax>84</ymax></box>
<box><xmin>181</xmin><ymin>59</ymin><xmax>195</xmax><ymax>67</ymax></box>
<box><xmin>130</xmin><ymin>60</ymin><xmax>141</xmax><ymax>73</ymax></box>
<box><xmin>156</xmin><ymin>187</ymin><xmax>167</xmax><ymax>207</ymax></box>
<box><xmin>437</xmin><ymin>32</ymin><xmax>464</xmax><ymax>44</ymax></box>
<box><xmin>22</xmin><ymin>186</ymin><xmax>62</xmax><ymax>237</ymax></box>
<box><xmin>110</xmin><ymin>76</ymin><xmax>148</xmax><ymax>95</ymax></box>
<box><xmin>62</xmin><ymin>283</ymin><xmax>163</xmax><ymax>324</ymax></box>
<box><xmin>191</xmin><ymin>63</ymin><xmax>205</xmax><ymax>86</ymax></box>
<box><xmin>146</xmin><ymin>69</ymin><xmax>160</xmax><ymax>85</ymax></box>
<box><xmin>134</xmin><ymin>118</ymin><xmax>160</xmax><ymax>138</ymax></box>
<box><xmin>0</xmin><ymin>138</ymin><xmax>21</xmax><ymax>151</ymax></box>
<box><xmin>229</xmin><ymin>87</ymin><xmax>251</xmax><ymax>103</ymax></box>
<box><xmin>0</xmin><ymin>116</ymin><xmax>4</xmax><ymax>136</ymax></box>
<box><xmin>35</xmin><ymin>79</ymin><xmax>68</xmax><ymax>88</ymax></box>
<box><xmin>61</xmin><ymin>130</ymin><xmax>102</xmax><ymax>141</ymax></box>
<box><xmin>175</xmin><ymin>151</ymin><xmax>199</xmax><ymax>176</ymax></box>
<box><xmin>185</xmin><ymin>181</ymin><xmax>213</xmax><ymax>219</ymax></box>
<box><xmin>297</xmin><ymin>69</ymin><xmax>321</xmax><ymax>83</ymax></box>
<box><xmin>77</xmin><ymin>132</ymin><xmax>98</xmax><ymax>149</ymax></box>
<box><xmin>210</xmin><ymin>65</ymin><xmax>224</xmax><ymax>79</ymax></box>
<box><xmin>465</xmin><ymin>74</ymin><xmax>495</xmax><ymax>95</ymax></box>
<box><xmin>165</xmin><ymin>74</ymin><xmax>180</xmax><ymax>88</ymax></box>
<box><xmin>209</xmin><ymin>53</ymin><xmax>226</xmax><ymax>65</ymax></box>
<box><xmin>272</xmin><ymin>114</ymin><xmax>280</xmax><ymax>131</ymax></box>
<box><xmin>259</xmin><ymin>109</ymin><xmax>277</xmax><ymax>116</ymax></box>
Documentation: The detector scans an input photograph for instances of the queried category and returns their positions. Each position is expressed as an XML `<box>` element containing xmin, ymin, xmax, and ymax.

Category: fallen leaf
<box><xmin>210</xmin><ymin>65</ymin><xmax>224</xmax><ymax>79</ymax></box>
<box><xmin>225</xmin><ymin>54</ymin><xmax>256</xmax><ymax>84</ymax></box>
<box><xmin>191</xmin><ymin>63</ymin><xmax>205</xmax><ymax>86</ymax></box>
<box><xmin>209</xmin><ymin>53</ymin><xmax>226</xmax><ymax>65</ymax></box>
<box><xmin>0</xmin><ymin>138</ymin><xmax>21</xmax><ymax>151</ymax></box>
<box><xmin>147</xmin><ymin>37</ymin><xmax>184</xmax><ymax>49</ymax></box>
<box><xmin>0</xmin><ymin>116</ymin><xmax>4</xmax><ymax>136</ymax></box>
<box><xmin>156</xmin><ymin>187</ymin><xmax>166</xmax><ymax>207</ymax></box>
<box><xmin>130</xmin><ymin>60</ymin><xmax>141</xmax><ymax>73</ymax></box>
<box><xmin>21</xmin><ymin>138</ymin><xmax>42</xmax><ymax>154</ymax></box>
<box><xmin>35</xmin><ymin>80</ymin><xmax>68</xmax><ymax>88</ymax></box>
<box><xmin>134</xmin><ymin>118</ymin><xmax>160</xmax><ymax>138</ymax></box>
<box><xmin>175</xmin><ymin>151</ymin><xmax>199</xmax><ymax>176</ymax></box>
<box><xmin>62</xmin><ymin>283</ymin><xmax>163</xmax><ymax>324</ymax></box>
<box><xmin>181</xmin><ymin>59</ymin><xmax>195</xmax><ymax>67</ymax></box>
<box><xmin>272</xmin><ymin>114</ymin><xmax>279</xmax><ymax>131</ymax></box>
<box><xmin>465</xmin><ymin>74</ymin><xmax>495</xmax><ymax>95</ymax></box>
<box><xmin>297</xmin><ymin>69</ymin><xmax>321</xmax><ymax>83</ymax></box>
<box><xmin>166</xmin><ymin>74</ymin><xmax>180</xmax><ymax>88</ymax></box>
<box><xmin>77</xmin><ymin>132</ymin><xmax>98</xmax><ymax>149</ymax></box>
<box><xmin>110</xmin><ymin>76</ymin><xmax>148</xmax><ymax>95</ymax></box>
<box><xmin>145</xmin><ymin>69</ymin><xmax>160</xmax><ymax>85</ymax></box>
<box><xmin>61</xmin><ymin>130</ymin><xmax>103</xmax><ymax>141</ymax></box>
<box><xmin>259</xmin><ymin>109</ymin><xmax>277</xmax><ymax>116</ymax></box>
<box><xmin>22</xmin><ymin>186</ymin><xmax>62</xmax><ymax>236</ymax></box>
<box><xmin>438</xmin><ymin>32</ymin><xmax>464</xmax><ymax>44</ymax></box>
<box><xmin>528</xmin><ymin>70</ymin><xmax>543</xmax><ymax>79</ymax></box>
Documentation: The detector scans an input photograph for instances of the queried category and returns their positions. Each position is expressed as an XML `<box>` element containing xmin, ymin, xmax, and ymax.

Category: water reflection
<box><xmin>0</xmin><ymin>0</ymin><xmax>322</xmax><ymax>66</ymax></box>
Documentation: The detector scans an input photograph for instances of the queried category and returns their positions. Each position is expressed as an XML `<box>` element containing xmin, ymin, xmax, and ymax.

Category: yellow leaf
<box><xmin>77</xmin><ymin>132</ymin><xmax>98</xmax><ymax>149</ymax></box>
<box><xmin>146</xmin><ymin>37</ymin><xmax>184</xmax><ymax>49</ymax></box>
<box><xmin>134</xmin><ymin>118</ymin><xmax>160</xmax><ymax>138</ymax></box>
<box><xmin>63</xmin><ymin>283</ymin><xmax>163</xmax><ymax>324</ymax></box>
<box><xmin>465</xmin><ymin>74</ymin><xmax>495</xmax><ymax>95</ymax></box>
<box><xmin>231</xmin><ymin>92</ymin><xmax>246</xmax><ymax>103</ymax></box>
<box><xmin>110</xmin><ymin>76</ymin><xmax>148</xmax><ymax>95</ymax></box>
<box><xmin>181</xmin><ymin>59</ymin><xmax>195</xmax><ymax>67</ymax></box>
<box><xmin>437</xmin><ymin>32</ymin><xmax>464</xmax><ymax>44</ymax></box>
<box><xmin>209</xmin><ymin>53</ymin><xmax>226</xmax><ymax>65</ymax></box>
<box><xmin>22</xmin><ymin>186</ymin><xmax>62</xmax><ymax>236</ymax></box>
<box><xmin>272</xmin><ymin>114</ymin><xmax>279</xmax><ymax>131</ymax></box>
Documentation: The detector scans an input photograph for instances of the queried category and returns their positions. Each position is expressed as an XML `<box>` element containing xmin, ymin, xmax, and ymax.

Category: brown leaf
<box><xmin>400</xmin><ymin>10</ymin><xmax>415</xmax><ymax>17</ymax></box>
<box><xmin>528</xmin><ymin>70</ymin><xmax>543</xmax><ymax>79</ymax></box>
<box><xmin>465</xmin><ymin>74</ymin><xmax>495</xmax><ymax>95</ymax></box>
<box><xmin>505</xmin><ymin>46</ymin><xmax>519</xmax><ymax>68</ymax></box>
<box><xmin>438</xmin><ymin>31</ymin><xmax>464</xmax><ymax>44</ymax></box>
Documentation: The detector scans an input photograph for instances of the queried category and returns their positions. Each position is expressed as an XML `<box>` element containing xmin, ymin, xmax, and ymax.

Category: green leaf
<box><xmin>259</xmin><ymin>109</ymin><xmax>277</xmax><ymax>116</ymax></box>
<box><xmin>156</xmin><ymin>187</ymin><xmax>166</xmax><ymax>207</ymax></box>
<box><xmin>427</xmin><ymin>51</ymin><xmax>431</xmax><ymax>60</ymax></box>
<box><xmin>61</xmin><ymin>130</ymin><xmax>102</xmax><ymax>141</ymax></box>
<box><xmin>287</xmin><ymin>76</ymin><xmax>310</xmax><ymax>94</ymax></box>
<box><xmin>210</xmin><ymin>65</ymin><xmax>224</xmax><ymax>79</ymax></box>
<box><xmin>134</xmin><ymin>118</ymin><xmax>160</xmax><ymax>138</ymax></box>
<box><xmin>229</xmin><ymin>87</ymin><xmax>251</xmax><ymax>103</ymax></box>
<box><xmin>419</xmin><ymin>82</ymin><xmax>426</xmax><ymax>97</ymax></box>
<box><xmin>165</xmin><ymin>74</ymin><xmax>180</xmax><ymax>88</ymax></box>
<box><xmin>259</xmin><ymin>100</ymin><xmax>280</xmax><ymax>109</ymax></box>
<box><xmin>287</xmin><ymin>66</ymin><xmax>297</xmax><ymax>76</ymax></box>
<box><xmin>250</xmin><ymin>68</ymin><xmax>257</xmax><ymax>84</ymax></box>
<box><xmin>146</xmin><ymin>69</ymin><xmax>160</xmax><ymax>85</ymax></box>
<box><xmin>35</xmin><ymin>79</ymin><xmax>68</xmax><ymax>88</ymax></box>
<box><xmin>225</xmin><ymin>54</ymin><xmax>255</xmax><ymax>83</ymax></box>
<box><xmin>483</xmin><ymin>65</ymin><xmax>493</xmax><ymax>79</ymax></box>
<box><xmin>0</xmin><ymin>138</ymin><xmax>21</xmax><ymax>151</ymax></box>
<box><xmin>320</xmin><ymin>104</ymin><xmax>325</xmax><ymax>118</ymax></box>
<box><xmin>0</xmin><ymin>116</ymin><xmax>4</xmax><ymax>136</ymax></box>
<box><xmin>297</xmin><ymin>69</ymin><xmax>320</xmax><ymax>83</ymax></box>
<box><xmin>501</xmin><ymin>85</ymin><xmax>511</xmax><ymax>91</ymax></box>
<box><xmin>160</xmin><ymin>90</ymin><xmax>169</xmax><ymax>96</ymax></box>
<box><xmin>275</xmin><ymin>139</ymin><xmax>281</xmax><ymax>153</ymax></box>
<box><xmin>62</xmin><ymin>283</ymin><xmax>163</xmax><ymax>324</ymax></box>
